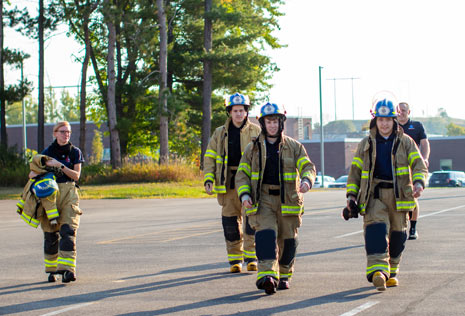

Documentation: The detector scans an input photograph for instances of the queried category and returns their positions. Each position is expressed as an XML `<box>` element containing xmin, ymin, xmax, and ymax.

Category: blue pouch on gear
<box><xmin>32</xmin><ymin>172</ymin><xmax>59</xmax><ymax>198</ymax></box>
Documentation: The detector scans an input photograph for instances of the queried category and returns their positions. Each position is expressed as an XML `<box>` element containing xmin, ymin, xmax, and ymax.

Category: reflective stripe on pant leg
<box><xmin>44</xmin><ymin>231</ymin><xmax>59</xmax><ymax>273</ymax></box>
<box><xmin>390</xmin><ymin>263</ymin><xmax>399</xmax><ymax>278</ymax></box>
<box><xmin>388</xmin><ymin>230</ymin><xmax>407</xmax><ymax>277</ymax></box>
<box><xmin>222</xmin><ymin>216</ymin><xmax>243</xmax><ymax>264</ymax></box>
<box><xmin>57</xmin><ymin>224</ymin><xmax>77</xmax><ymax>272</ymax></box>
<box><xmin>255</xmin><ymin>229</ymin><xmax>278</xmax><ymax>281</ymax></box>
<box><xmin>56</xmin><ymin>183</ymin><xmax>80</xmax><ymax>273</ymax></box>
<box><xmin>243</xmin><ymin>216</ymin><xmax>256</xmax><ymax>263</ymax></box>
<box><xmin>278</xmin><ymin>238</ymin><xmax>297</xmax><ymax>280</ymax></box>
<box><xmin>365</xmin><ymin>222</ymin><xmax>389</xmax><ymax>281</ymax></box>
<box><xmin>277</xmin><ymin>213</ymin><xmax>301</xmax><ymax>278</ymax></box>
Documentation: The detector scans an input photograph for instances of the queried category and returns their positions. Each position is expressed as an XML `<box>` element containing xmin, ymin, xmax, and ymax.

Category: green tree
<box><xmin>89</xmin><ymin>129</ymin><xmax>103</xmax><ymax>164</ymax></box>
<box><xmin>56</xmin><ymin>0</ymin><xmax>284</xmax><ymax>165</ymax></box>
<box><xmin>446</xmin><ymin>123</ymin><xmax>465</xmax><ymax>136</ymax></box>
<box><xmin>437</xmin><ymin>107</ymin><xmax>448</xmax><ymax>118</ymax></box>
<box><xmin>56</xmin><ymin>0</ymin><xmax>99</xmax><ymax>159</ymax></box>
<box><xmin>60</xmin><ymin>90</ymin><xmax>79</xmax><ymax>122</ymax></box>
<box><xmin>6</xmin><ymin>1</ymin><xmax>63</xmax><ymax>151</ymax></box>
<box><xmin>5</xmin><ymin>100</ymin><xmax>22</xmax><ymax>125</ymax></box>
<box><xmin>24</xmin><ymin>96</ymin><xmax>38</xmax><ymax>124</ymax></box>
<box><xmin>324</xmin><ymin>120</ymin><xmax>357</xmax><ymax>134</ymax></box>
<box><xmin>44</xmin><ymin>87</ymin><xmax>61</xmax><ymax>123</ymax></box>
<box><xmin>0</xmin><ymin>48</ymin><xmax>32</xmax><ymax>141</ymax></box>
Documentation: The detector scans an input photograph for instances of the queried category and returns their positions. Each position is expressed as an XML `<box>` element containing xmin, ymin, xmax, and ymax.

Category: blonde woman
<box><xmin>30</xmin><ymin>121</ymin><xmax>84</xmax><ymax>283</ymax></box>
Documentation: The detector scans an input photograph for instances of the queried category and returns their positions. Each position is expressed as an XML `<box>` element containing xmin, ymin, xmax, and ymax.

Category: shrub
<box><xmin>0</xmin><ymin>145</ymin><xmax>29</xmax><ymax>186</ymax></box>
<box><xmin>80</xmin><ymin>161</ymin><xmax>202</xmax><ymax>185</ymax></box>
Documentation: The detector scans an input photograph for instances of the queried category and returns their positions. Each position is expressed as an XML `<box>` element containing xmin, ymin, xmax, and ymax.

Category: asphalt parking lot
<box><xmin>1</xmin><ymin>187</ymin><xmax>464</xmax><ymax>316</ymax></box>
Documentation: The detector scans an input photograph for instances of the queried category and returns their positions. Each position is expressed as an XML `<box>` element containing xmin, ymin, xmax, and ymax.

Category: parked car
<box><xmin>313</xmin><ymin>175</ymin><xmax>336</xmax><ymax>188</ymax></box>
<box><xmin>425</xmin><ymin>172</ymin><xmax>432</xmax><ymax>187</ymax></box>
<box><xmin>328</xmin><ymin>175</ymin><xmax>349</xmax><ymax>188</ymax></box>
<box><xmin>428</xmin><ymin>171</ymin><xmax>465</xmax><ymax>187</ymax></box>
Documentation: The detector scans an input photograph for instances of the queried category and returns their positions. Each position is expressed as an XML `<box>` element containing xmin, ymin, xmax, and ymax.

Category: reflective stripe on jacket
<box><xmin>235</xmin><ymin>133</ymin><xmax>316</xmax><ymax>216</ymax></box>
<box><xmin>346</xmin><ymin>125</ymin><xmax>428</xmax><ymax>214</ymax></box>
<box><xmin>203</xmin><ymin>117</ymin><xmax>261</xmax><ymax>194</ymax></box>
<box><xmin>16</xmin><ymin>155</ymin><xmax>58</xmax><ymax>228</ymax></box>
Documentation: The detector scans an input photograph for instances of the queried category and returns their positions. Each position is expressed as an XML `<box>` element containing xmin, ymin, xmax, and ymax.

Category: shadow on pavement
<box><xmin>0</xmin><ymin>271</ymin><xmax>247</xmax><ymax>315</ymax></box>
<box><xmin>297</xmin><ymin>244</ymin><xmax>364</xmax><ymax>258</ymax></box>
<box><xmin>116</xmin><ymin>286</ymin><xmax>377</xmax><ymax>316</ymax></box>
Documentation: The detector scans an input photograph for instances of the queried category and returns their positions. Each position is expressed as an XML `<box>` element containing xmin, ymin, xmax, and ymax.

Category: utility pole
<box><xmin>326</xmin><ymin>77</ymin><xmax>360</xmax><ymax>121</ymax></box>
<box><xmin>319</xmin><ymin>66</ymin><xmax>325</xmax><ymax>187</ymax></box>
<box><xmin>21</xmin><ymin>60</ymin><xmax>27</xmax><ymax>157</ymax></box>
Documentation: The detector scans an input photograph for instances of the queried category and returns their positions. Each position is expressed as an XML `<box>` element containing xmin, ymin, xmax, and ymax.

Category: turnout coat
<box><xmin>346</xmin><ymin>125</ymin><xmax>428</xmax><ymax>214</ymax></box>
<box><xmin>235</xmin><ymin>133</ymin><xmax>316</xmax><ymax>216</ymax></box>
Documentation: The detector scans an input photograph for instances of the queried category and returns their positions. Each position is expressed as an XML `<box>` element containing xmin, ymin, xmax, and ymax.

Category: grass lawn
<box><xmin>0</xmin><ymin>181</ymin><xmax>213</xmax><ymax>200</ymax></box>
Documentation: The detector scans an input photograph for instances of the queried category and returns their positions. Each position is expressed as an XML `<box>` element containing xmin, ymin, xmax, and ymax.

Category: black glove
<box><xmin>342</xmin><ymin>199</ymin><xmax>360</xmax><ymax>221</ymax></box>
<box><xmin>45</xmin><ymin>166</ymin><xmax>64</xmax><ymax>178</ymax></box>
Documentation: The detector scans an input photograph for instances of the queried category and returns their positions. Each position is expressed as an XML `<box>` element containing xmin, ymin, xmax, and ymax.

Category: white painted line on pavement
<box><xmin>40</xmin><ymin>302</ymin><xmax>94</xmax><ymax>316</ymax></box>
<box><xmin>339</xmin><ymin>301</ymin><xmax>379</xmax><ymax>316</ymax></box>
<box><xmin>418</xmin><ymin>204</ymin><xmax>465</xmax><ymax>218</ymax></box>
<box><xmin>334</xmin><ymin>204</ymin><xmax>465</xmax><ymax>239</ymax></box>
<box><xmin>334</xmin><ymin>230</ymin><xmax>363</xmax><ymax>239</ymax></box>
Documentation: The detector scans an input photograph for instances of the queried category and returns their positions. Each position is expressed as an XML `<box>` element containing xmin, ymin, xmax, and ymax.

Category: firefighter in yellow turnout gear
<box><xmin>345</xmin><ymin>97</ymin><xmax>427</xmax><ymax>291</ymax></box>
<box><xmin>23</xmin><ymin>121</ymin><xmax>84</xmax><ymax>283</ymax></box>
<box><xmin>236</xmin><ymin>102</ymin><xmax>316</xmax><ymax>295</ymax></box>
<box><xmin>203</xmin><ymin>93</ymin><xmax>261</xmax><ymax>273</ymax></box>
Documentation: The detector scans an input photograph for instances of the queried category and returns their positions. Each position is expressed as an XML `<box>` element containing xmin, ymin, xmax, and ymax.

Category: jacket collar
<box><xmin>258</xmin><ymin>132</ymin><xmax>285</xmax><ymax>146</ymax></box>
<box><xmin>224</xmin><ymin>116</ymin><xmax>249</xmax><ymax>131</ymax></box>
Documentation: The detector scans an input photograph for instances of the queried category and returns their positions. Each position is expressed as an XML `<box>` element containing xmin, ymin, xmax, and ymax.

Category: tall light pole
<box><xmin>319</xmin><ymin>66</ymin><xmax>325</xmax><ymax>187</ymax></box>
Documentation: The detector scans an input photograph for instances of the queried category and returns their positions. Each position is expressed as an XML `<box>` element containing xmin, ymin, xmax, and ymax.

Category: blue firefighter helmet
<box><xmin>225</xmin><ymin>93</ymin><xmax>250</xmax><ymax>111</ymax></box>
<box><xmin>258</xmin><ymin>102</ymin><xmax>286</xmax><ymax>136</ymax></box>
<box><xmin>32</xmin><ymin>172</ymin><xmax>58</xmax><ymax>198</ymax></box>
<box><xmin>372</xmin><ymin>98</ymin><xmax>397</xmax><ymax>118</ymax></box>
<box><xmin>258</xmin><ymin>102</ymin><xmax>286</xmax><ymax>120</ymax></box>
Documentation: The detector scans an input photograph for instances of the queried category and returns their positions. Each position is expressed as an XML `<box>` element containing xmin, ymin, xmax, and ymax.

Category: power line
<box><xmin>326</xmin><ymin>77</ymin><xmax>360</xmax><ymax>120</ymax></box>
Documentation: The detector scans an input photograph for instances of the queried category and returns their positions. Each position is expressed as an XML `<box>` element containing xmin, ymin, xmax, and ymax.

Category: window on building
<box><xmin>440</xmin><ymin>159</ymin><xmax>452</xmax><ymax>171</ymax></box>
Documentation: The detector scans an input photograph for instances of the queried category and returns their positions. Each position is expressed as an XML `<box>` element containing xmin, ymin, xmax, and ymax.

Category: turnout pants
<box><xmin>363</xmin><ymin>179</ymin><xmax>409</xmax><ymax>282</ymax></box>
<box><xmin>40</xmin><ymin>182</ymin><xmax>82</xmax><ymax>274</ymax></box>
<box><xmin>218</xmin><ymin>168</ymin><xmax>256</xmax><ymax>265</ymax></box>
<box><xmin>248</xmin><ymin>184</ymin><xmax>301</xmax><ymax>282</ymax></box>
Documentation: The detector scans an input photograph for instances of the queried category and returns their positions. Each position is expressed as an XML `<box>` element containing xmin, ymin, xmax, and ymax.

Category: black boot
<box><xmin>277</xmin><ymin>278</ymin><xmax>290</xmax><ymax>290</ymax></box>
<box><xmin>257</xmin><ymin>276</ymin><xmax>277</xmax><ymax>295</ymax></box>
<box><xmin>62</xmin><ymin>271</ymin><xmax>76</xmax><ymax>283</ymax></box>
<box><xmin>48</xmin><ymin>273</ymin><xmax>58</xmax><ymax>283</ymax></box>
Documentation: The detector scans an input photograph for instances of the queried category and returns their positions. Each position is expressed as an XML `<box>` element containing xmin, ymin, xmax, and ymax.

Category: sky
<box><xmin>5</xmin><ymin>0</ymin><xmax>465</xmax><ymax>125</ymax></box>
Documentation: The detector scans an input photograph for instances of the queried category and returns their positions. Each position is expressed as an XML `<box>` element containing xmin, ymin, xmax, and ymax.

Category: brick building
<box><xmin>5</xmin><ymin>122</ymin><xmax>109</xmax><ymax>161</ymax></box>
<box><xmin>302</xmin><ymin>136</ymin><xmax>465</xmax><ymax>179</ymax></box>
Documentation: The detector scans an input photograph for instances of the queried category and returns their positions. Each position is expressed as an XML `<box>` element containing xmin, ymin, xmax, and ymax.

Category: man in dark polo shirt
<box><xmin>397</xmin><ymin>102</ymin><xmax>430</xmax><ymax>240</ymax></box>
